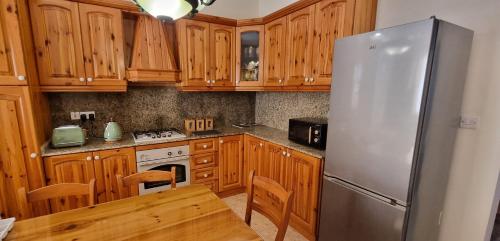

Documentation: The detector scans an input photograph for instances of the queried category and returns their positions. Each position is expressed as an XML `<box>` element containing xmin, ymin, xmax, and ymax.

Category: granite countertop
<box><xmin>41</xmin><ymin>125</ymin><xmax>325</xmax><ymax>159</ymax></box>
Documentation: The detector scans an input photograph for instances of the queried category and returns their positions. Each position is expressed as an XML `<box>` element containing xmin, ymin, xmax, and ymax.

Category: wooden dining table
<box><xmin>6</xmin><ymin>185</ymin><xmax>263</xmax><ymax>241</ymax></box>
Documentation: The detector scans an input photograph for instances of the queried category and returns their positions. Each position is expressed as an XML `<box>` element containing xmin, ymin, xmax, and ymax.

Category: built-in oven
<box><xmin>136</xmin><ymin>145</ymin><xmax>190</xmax><ymax>195</ymax></box>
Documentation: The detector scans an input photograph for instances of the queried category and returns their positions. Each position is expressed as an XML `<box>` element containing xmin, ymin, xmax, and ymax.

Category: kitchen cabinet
<box><xmin>30</xmin><ymin>0</ymin><xmax>126</xmax><ymax>91</ymax></box>
<box><xmin>285</xmin><ymin>5</ymin><xmax>315</xmax><ymax>87</ymax></box>
<box><xmin>190</xmin><ymin>138</ymin><xmax>219</xmax><ymax>192</ymax></box>
<box><xmin>285</xmin><ymin>149</ymin><xmax>322</xmax><ymax>239</ymax></box>
<box><xmin>243</xmin><ymin>135</ymin><xmax>265</xmax><ymax>185</ymax></box>
<box><xmin>0</xmin><ymin>0</ymin><xmax>28</xmax><ymax>85</ymax></box>
<box><xmin>0</xmin><ymin>87</ymin><xmax>49</xmax><ymax>219</ymax></box>
<box><xmin>177</xmin><ymin>19</ymin><xmax>235</xmax><ymax>90</ymax></box>
<box><xmin>218</xmin><ymin>135</ymin><xmax>243</xmax><ymax>192</ymax></box>
<box><xmin>44</xmin><ymin>147</ymin><xmax>137</xmax><ymax>213</ymax></box>
<box><xmin>262</xmin><ymin>142</ymin><xmax>287</xmax><ymax>185</ymax></box>
<box><xmin>263</xmin><ymin>17</ymin><xmax>287</xmax><ymax>87</ymax></box>
<box><xmin>93</xmin><ymin>148</ymin><xmax>137</xmax><ymax>203</ymax></box>
<box><xmin>311</xmin><ymin>0</ymin><xmax>355</xmax><ymax>86</ymax></box>
<box><xmin>236</xmin><ymin>25</ymin><xmax>264</xmax><ymax>87</ymax></box>
<box><xmin>44</xmin><ymin>152</ymin><xmax>96</xmax><ymax>213</ymax></box>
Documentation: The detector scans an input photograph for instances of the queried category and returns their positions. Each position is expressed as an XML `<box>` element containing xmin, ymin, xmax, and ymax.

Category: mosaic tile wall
<box><xmin>48</xmin><ymin>86</ymin><xmax>256</xmax><ymax>136</ymax></box>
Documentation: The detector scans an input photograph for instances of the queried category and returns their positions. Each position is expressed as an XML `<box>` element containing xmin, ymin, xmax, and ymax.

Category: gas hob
<box><xmin>133</xmin><ymin>129</ymin><xmax>186</xmax><ymax>144</ymax></box>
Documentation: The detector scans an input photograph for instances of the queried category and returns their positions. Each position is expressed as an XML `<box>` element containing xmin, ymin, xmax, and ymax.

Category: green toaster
<box><xmin>51</xmin><ymin>125</ymin><xmax>86</xmax><ymax>148</ymax></box>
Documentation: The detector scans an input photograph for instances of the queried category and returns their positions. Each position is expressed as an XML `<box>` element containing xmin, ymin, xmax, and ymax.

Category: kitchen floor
<box><xmin>223</xmin><ymin>193</ymin><xmax>308</xmax><ymax>241</ymax></box>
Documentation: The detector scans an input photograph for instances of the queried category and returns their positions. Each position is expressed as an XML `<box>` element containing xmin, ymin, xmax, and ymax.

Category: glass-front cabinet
<box><xmin>236</xmin><ymin>26</ymin><xmax>264</xmax><ymax>87</ymax></box>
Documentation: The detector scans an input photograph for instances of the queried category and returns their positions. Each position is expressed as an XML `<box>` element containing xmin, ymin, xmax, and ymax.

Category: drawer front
<box><xmin>190</xmin><ymin>138</ymin><xmax>217</xmax><ymax>154</ymax></box>
<box><xmin>192</xmin><ymin>167</ymin><xmax>218</xmax><ymax>183</ymax></box>
<box><xmin>191</xmin><ymin>153</ymin><xmax>216</xmax><ymax>169</ymax></box>
<box><xmin>198</xmin><ymin>180</ymin><xmax>219</xmax><ymax>193</ymax></box>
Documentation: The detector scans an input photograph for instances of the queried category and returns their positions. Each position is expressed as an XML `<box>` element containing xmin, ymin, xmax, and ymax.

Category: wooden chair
<box><xmin>245</xmin><ymin>170</ymin><xmax>294</xmax><ymax>241</ymax></box>
<box><xmin>116</xmin><ymin>168</ymin><xmax>176</xmax><ymax>199</ymax></box>
<box><xmin>17</xmin><ymin>179</ymin><xmax>96</xmax><ymax>219</ymax></box>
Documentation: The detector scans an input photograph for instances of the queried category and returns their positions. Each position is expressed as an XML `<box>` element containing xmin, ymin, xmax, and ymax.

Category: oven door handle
<box><xmin>308</xmin><ymin>127</ymin><xmax>312</xmax><ymax>144</ymax></box>
<box><xmin>138</xmin><ymin>158</ymin><xmax>189</xmax><ymax>167</ymax></box>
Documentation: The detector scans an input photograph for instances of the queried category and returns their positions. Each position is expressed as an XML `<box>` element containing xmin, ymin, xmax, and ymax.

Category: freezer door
<box><xmin>319</xmin><ymin>177</ymin><xmax>406</xmax><ymax>241</ymax></box>
<box><xmin>325</xmin><ymin>19</ymin><xmax>436</xmax><ymax>204</ymax></box>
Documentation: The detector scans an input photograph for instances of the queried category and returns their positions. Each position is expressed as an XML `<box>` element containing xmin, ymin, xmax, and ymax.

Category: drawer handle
<box><xmin>203</xmin><ymin>160</ymin><xmax>208</xmax><ymax>163</ymax></box>
<box><xmin>86</xmin><ymin>156</ymin><xmax>92</xmax><ymax>161</ymax></box>
<box><xmin>282</xmin><ymin>151</ymin><xmax>286</xmax><ymax>156</ymax></box>
<box><xmin>203</xmin><ymin>174</ymin><xmax>209</xmax><ymax>178</ymax></box>
<box><xmin>203</xmin><ymin>144</ymin><xmax>208</xmax><ymax>149</ymax></box>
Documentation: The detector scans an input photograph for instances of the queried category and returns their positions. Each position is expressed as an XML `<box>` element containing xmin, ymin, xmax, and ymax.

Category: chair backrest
<box><xmin>116</xmin><ymin>168</ymin><xmax>176</xmax><ymax>199</ymax></box>
<box><xmin>245</xmin><ymin>170</ymin><xmax>294</xmax><ymax>241</ymax></box>
<box><xmin>17</xmin><ymin>179</ymin><xmax>96</xmax><ymax>219</ymax></box>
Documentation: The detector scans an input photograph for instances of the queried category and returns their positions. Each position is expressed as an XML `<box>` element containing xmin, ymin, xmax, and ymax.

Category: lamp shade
<box><xmin>135</xmin><ymin>0</ymin><xmax>193</xmax><ymax>20</ymax></box>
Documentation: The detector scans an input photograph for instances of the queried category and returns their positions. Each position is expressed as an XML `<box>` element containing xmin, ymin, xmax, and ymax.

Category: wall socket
<box><xmin>70</xmin><ymin>111</ymin><xmax>96</xmax><ymax>120</ymax></box>
<box><xmin>460</xmin><ymin>115</ymin><xmax>480</xmax><ymax>129</ymax></box>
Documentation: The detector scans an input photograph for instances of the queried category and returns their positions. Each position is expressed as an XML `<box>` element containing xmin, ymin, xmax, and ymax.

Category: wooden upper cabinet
<box><xmin>79</xmin><ymin>3</ymin><xmax>125</xmax><ymax>86</ymax></box>
<box><xmin>176</xmin><ymin>19</ymin><xmax>210</xmax><ymax>87</ymax></box>
<box><xmin>209</xmin><ymin>24</ymin><xmax>235</xmax><ymax>87</ymax></box>
<box><xmin>263</xmin><ymin>17</ymin><xmax>287</xmax><ymax>87</ymax></box>
<box><xmin>0</xmin><ymin>0</ymin><xmax>27</xmax><ymax>85</ymax></box>
<box><xmin>286</xmin><ymin>5</ymin><xmax>315</xmax><ymax>87</ymax></box>
<box><xmin>29</xmin><ymin>0</ymin><xmax>86</xmax><ymax>86</ymax></box>
<box><xmin>236</xmin><ymin>25</ymin><xmax>264</xmax><ymax>87</ymax></box>
<box><xmin>93</xmin><ymin>148</ymin><xmax>137</xmax><ymax>203</ymax></box>
<box><xmin>311</xmin><ymin>0</ymin><xmax>355</xmax><ymax>86</ymax></box>
<box><xmin>218</xmin><ymin>135</ymin><xmax>243</xmax><ymax>192</ymax></box>
<box><xmin>44</xmin><ymin>152</ymin><xmax>96</xmax><ymax>213</ymax></box>
<box><xmin>128</xmin><ymin>16</ymin><xmax>180</xmax><ymax>83</ymax></box>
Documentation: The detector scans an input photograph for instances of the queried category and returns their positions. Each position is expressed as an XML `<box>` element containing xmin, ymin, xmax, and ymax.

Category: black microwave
<box><xmin>289</xmin><ymin>118</ymin><xmax>328</xmax><ymax>150</ymax></box>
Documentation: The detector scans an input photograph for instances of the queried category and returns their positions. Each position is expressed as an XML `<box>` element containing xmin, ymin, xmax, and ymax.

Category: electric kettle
<box><xmin>104</xmin><ymin>120</ymin><xmax>122</xmax><ymax>142</ymax></box>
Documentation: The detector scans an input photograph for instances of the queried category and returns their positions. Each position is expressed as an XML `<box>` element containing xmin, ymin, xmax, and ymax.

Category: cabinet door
<box><xmin>218</xmin><ymin>135</ymin><xmax>243</xmax><ymax>192</ymax></box>
<box><xmin>93</xmin><ymin>148</ymin><xmax>137</xmax><ymax>203</ymax></box>
<box><xmin>243</xmin><ymin>135</ymin><xmax>265</xmax><ymax>186</ymax></box>
<box><xmin>0</xmin><ymin>91</ymin><xmax>29</xmax><ymax>219</ymax></box>
<box><xmin>236</xmin><ymin>26</ymin><xmax>264</xmax><ymax>87</ymax></box>
<box><xmin>44</xmin><ymin>152</ymin><xmax>96</xmax><ymax>213</ymax></box>
<box><xmin>79</xmin><ymin>3</ymin><xmax>125</xmax><ymax>86</ymax></box>
<box><xmin>312</xmin><ymin>0</ymin><xmax>355</xmax><ymax>86</ymax></box>
<box><xmin>286</xmin><ymin>5</ymin><xmax>315</xmax><ymax>87</ymax></box>
<box><xmin>0</xmin><ymin>0</ymin><xmax>27</xmax><ymax>85</ymax></box>
<box><xmin>177</xmin><ymin>19</ymin><xmax>210</xmax><ymax>87</ymax></box>
<box><xmin>285</xmin><ymin>150</ymin><xmax>321</xmax><ymax>235</ymax></box>
<box><xmin>262</xmin><ymin>142</ymin><xmax>287</xmax><ymax>185</ymax></box>
<box><xmin>29</xmin><ymin>0</ymin><xmax>86</xmax><ymax>86</ymax></box>
<box><xmin>210</xmin><ymin>24</ymin><xmax>235</xmax><ymax>87</ymax></box>
<box><xmin>263</xmin><ymin>17</ymin><xmax>287</xmax><ymax>87</ymax></box>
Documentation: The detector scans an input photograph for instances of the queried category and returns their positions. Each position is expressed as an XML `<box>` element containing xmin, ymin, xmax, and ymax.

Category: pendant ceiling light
<box><xmin>134</xmin><ymin>0</ymin><xmax>216</xmax><ymax>20</ymax></box>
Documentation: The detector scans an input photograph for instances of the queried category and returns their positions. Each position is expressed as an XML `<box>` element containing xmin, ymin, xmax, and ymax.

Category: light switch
<box><xmin>70</xmin><ymin>112</ymin><xmax>80</xmax><ymax>120</ymax></box>
<box><xmin>460</xmin><ymin>115</ymin><xmax>480</xmax><ymax>129</ymax></box>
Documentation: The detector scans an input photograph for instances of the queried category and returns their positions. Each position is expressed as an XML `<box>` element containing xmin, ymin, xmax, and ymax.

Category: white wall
<box><xmin>377</xmin><ymin>1</ymin><xmax>500</xmax><ymax>240</ymax></box>
<box><xmin>200</xmin><ymin>0</ymin><xmax>298</xmax><ymax>18</ymax></box>
<box><xmin>258</xmin><ymin>0</ymin><xmax>298</xmax><ymax>16</ymax></box>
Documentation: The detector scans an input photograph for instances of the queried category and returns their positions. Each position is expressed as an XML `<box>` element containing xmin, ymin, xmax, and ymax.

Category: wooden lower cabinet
<box><xmin>93</xmin><ymin>148</ymin><xmax>137</xmax><ymax>203</ymax></box>
<box><xmin>43</xmin><ymin>147</ymin><xmax>137</xmax><ymax>213</ymax></box>
<box><xmin>243</xmin><ymin>135</ymin><xmax>322</xmax><ymax>240</ymax></box>
<box><xmin>218</xmin><ymin>135</ymin><xmax>244</xmax><ymax>192</ymax></box>
<box><xmin>44</xmin><ymin>152</ymin><xmax>96</xmax><ymax>213</ymax></box>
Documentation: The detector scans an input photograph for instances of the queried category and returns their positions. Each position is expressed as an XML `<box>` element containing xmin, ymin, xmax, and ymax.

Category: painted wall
<box><xmin>200</xmin><ymin>0</ymin><xmax>299</xmax><ymax>18</ymax></box>
<box><xmin>258</xmin><ymin>0</ymin><xmax>299</xmax><ymax>16</ymax></box>
<box><xmin>375</xmin><ymin>0</ymin><xmax>500</xmax><ymax>241</ymax></box>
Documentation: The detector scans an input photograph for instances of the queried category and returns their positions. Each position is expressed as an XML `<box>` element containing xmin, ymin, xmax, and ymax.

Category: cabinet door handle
<box><xmin>30</xmin><ymin>153</ymin><xmax>38</xmax><ymax>159</ymax></box>
<box><xmin>203</xmin><ymin>174</ymin><xmax>209</xmax><ymax>178</ymax></box>
<box><xmin>203</xmin><ymin>160</ymin><xmax>208</xmax><ymax>163</ymax></box>
<box><xmin>87</xmin><ymin>77</ymin><xmax>93</xmax><ymax>82</ymax></box>
<box><xmin>79</xmin><ymin>77</ymin><xmax>85</xmax><ymax>82</ymax></box>
<box><xmin>278</xmin><ymin>79</ymin><xmax>282</xmax><ymax>84</ymax></box>
<box><xmin>86</xmin><ymin>156</ymin><xmax>92</xmax><ymax>161</ymax></box>
<box><xmin>203</xmin><ymin>144</ymin><xmax>208</xmax><ymax>149</ymax></box>
<box><xmin>259</xmin><ymin>143</ymin><xmax>263</xmax><ymax>147</ymax></box>
<box><xmin>18</xmin><ymin>75</ymin><xmax>26</xmax><ymax>81</ymax></box>
<box><xmin>94</xmin><ymin>156</ymin><xmax>100</xmax><ymax>160</ymax></box>
<box><xmin>220</xmin><ymin>140</ymin><xmax>224</xmax><ymax>144</ymax></box>
<box><xmin>282</xmin><ymin>151</ymin><xmax>286</xmax><ymax>156</ymax></box>
<box><xmin>310</xmin><ymin>77</ymin><xmax>314</xmax><ymax>82</ymax></box>
<box><xmin>305</xmin><ymin>77</ymin><xmax>309</xmax><ymax>82</ymax></box>
<box><xmin>287</xmin><ymin>153</ymin><xmax>291</xmax><ymax>157</ymax></box>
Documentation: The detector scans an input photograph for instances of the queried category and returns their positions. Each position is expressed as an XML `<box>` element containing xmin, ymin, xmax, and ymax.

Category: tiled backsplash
<box><xmin>48</xmin><ymin>87</ymin><xmax>256</xmax><ymax>136</ymax></box>
<box><xmin>255</xmin><ymin>92</ymin><xmax>330</xmax><ymax>130</ymax></box>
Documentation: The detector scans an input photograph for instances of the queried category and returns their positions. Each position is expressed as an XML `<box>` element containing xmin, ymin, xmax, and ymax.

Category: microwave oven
<box><xmin>289</xmin><ymin>118</ymin><xmax>328</xmax><ymax>150</ymax></box>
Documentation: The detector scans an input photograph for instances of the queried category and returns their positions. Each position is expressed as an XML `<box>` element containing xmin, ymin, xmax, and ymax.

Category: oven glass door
<box><xmin>143</xmin><ymin>164</ymin><xmax>186</xmax><ymax>190</ymax></box>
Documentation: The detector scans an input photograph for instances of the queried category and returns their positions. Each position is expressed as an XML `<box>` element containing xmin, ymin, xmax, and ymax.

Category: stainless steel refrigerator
<box><xmin>318</xmin><ymin>18</ymin><xmax>473</xmax><ymax>241</ymax></box>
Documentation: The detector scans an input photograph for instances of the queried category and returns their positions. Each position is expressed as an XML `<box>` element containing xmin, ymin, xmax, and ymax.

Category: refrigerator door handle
<box><xmin>308</xmin><ymin>127</ymin><xmax>312</xmax><ymax>144</ymax></box>
<box><xmin>324</xmin><ymin>176</ymin><xmax>405</xmax><ymax>209</ymax></box>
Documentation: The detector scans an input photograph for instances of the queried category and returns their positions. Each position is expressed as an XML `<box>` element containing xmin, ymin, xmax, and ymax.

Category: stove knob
<box><xmin>314</xmin><ymin>130</ymin><xmax>319</xmax><ymax>135</ymax></box>
<box><xmin>168</xmin><ymin>152</ymin><xmax>172</xmax><ymax>156</ymax></box>
<box><xmin>178</xmin><ymin>151</ymin><xmax>183</xmax><ymax>155</ymax></box>
<box><xmin>314</xmin><ymin>138</ymin><xmax>319</xmax><ymax>143</ymax></box>
<box><xmin>152</xmin><ymin>135</ymin><xmax>156</xmax><ymax>139</ymax></box>
<box><xmin>162</xmin><ymin>134</ymin><xmax>166</xmax><ymax>138</ymax></box>
<box><xmin>157</xmin><ymin>134</ymin><xmax>161</xmax><ymax>138</ymax></box>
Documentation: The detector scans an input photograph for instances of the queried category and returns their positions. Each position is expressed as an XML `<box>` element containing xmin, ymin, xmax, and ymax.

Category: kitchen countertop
<box><xmin>41</xmin><ymin>125</ymin><xmax>325</xmax><ymax>159</ymax></box>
